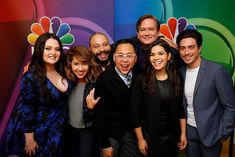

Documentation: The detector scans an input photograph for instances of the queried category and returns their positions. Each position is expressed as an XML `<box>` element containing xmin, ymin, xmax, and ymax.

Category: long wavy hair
<box><xmin>143</xmin><ymin>39</ymin><xmax>181</xmax><ymax>97</ymax></box>
<box><xmin>28</xmin><ymin>32</ymin><xmax>66</xmax><ymax>103</ymax></box>
<box><xmin>65</xmin><ymin>46</ymin><xmax>102</xmax><ymax>83</ymax></box>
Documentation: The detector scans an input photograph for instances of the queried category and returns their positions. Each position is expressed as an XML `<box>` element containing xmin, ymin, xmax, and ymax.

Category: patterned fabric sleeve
<box><xmin>20</xmin><ymin>72</ymin><xmax>38</xmax><ymax>133</ymax></box>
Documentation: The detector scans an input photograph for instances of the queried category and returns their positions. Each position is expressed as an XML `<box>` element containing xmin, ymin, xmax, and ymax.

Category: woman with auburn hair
<box><xmin>64</xmin><ymin>46</ymin><xmax>102</xmax><ymax>157</ymax></box>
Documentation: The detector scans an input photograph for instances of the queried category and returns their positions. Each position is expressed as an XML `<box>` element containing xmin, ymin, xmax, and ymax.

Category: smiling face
<box><xmin>179</xmin><ymin>37</ymin><xmax>201</xmax><ymax>69</ymax></box>
<box><xmin>113</xmin><ymin>43</ymin><xmax>136</xmax><ymax>75</ymax></box>
<box><xmin>150</xmin><ymin>45</ymin><xmax>171</xmax><ymax>73</ymax></box>
<box><xmin>43</xmin><ymin>38</ymin><xmax>61</xmax><ymax>66</ymax></box>
<box><xmin>70</xmin><ymin>56</ymin><xmax>89</xmax><ymax>82</ymax></box>
<box><xmin>89</xmin><ymin>33</ymin><xmax>111</xmax><ymax>65</ymax></box>
<box><xmin>137</xmin><ymin>18</ymin><xmax>159</xmax><ymax>45</ymax></box>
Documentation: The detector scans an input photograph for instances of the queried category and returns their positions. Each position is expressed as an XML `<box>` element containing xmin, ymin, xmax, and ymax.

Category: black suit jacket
<box><xmin>94</xmin><ymin>66</ymin><xmax>136</xmax><ymax>148</ymax></box>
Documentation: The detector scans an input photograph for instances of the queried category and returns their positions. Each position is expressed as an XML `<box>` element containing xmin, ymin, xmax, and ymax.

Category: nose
<box><xmin>184</xmin><ymin>48</ymin><xmax>190</xmax><ymax>55</ymax></box>
<box><xmin>152</xmin><ymin>54</ymin><xmax>160</xmax><ymax>60</ymax></box>
<box><xmin>144</xmin><ymin>30</ymin><xmax>150</xmax><ymax>35</ymax></box>
<box><xmin>99</xmin><ymin>45</ymin><xmax>105</xmax><ymax>52</ymax></box>
<box><xmin>51</xmin><ymin>48</ymin><xmax>58</xmax><ymax>55</ymax></box>
<box><xmin>122</xmin><ymin>57</ymin><xmax>128</xmax><ymax>62</ymax></box>
<box><xmin>77</xmin><ymin>64</ymin><xmax>84</xmax><ymax>71</ymax></box>
<box><xmin>121</xmin><ymin>56</ymin><xmax>129</xmax><ymax>62</ymax></box>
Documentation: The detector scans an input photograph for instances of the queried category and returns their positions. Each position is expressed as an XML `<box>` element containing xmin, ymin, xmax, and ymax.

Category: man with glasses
<box><xmin>93</xmin><ymin>39</ymin><xmax>142</xmax><ymax>157</ymax></box>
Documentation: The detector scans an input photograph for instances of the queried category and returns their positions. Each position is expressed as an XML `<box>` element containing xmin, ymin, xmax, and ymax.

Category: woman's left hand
<box><xmin>178</xmin><ymin>133</ymin><xmax>187</xmax><ymax>150</ymax></box>
<box><xmin>86</xmin><ymin>88</ymin><xmax>100</xmax><ymax>109</ymax></box>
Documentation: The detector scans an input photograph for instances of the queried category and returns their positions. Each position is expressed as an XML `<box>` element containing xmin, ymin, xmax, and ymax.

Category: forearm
<box><xmin>24</xmin><ymin>132</ymin><xmax>35</xmax><ymax>141</ymax></box>
<box><xmin>179</xmin><ymin>118</ymin><xmax>186</xmax><ymax>136</ymax></box>
<box><xmin>178</xmin><ymin>118</ymin><xmax>187</xmax><ymax>150</ymax></box>
<box><xmin>134</xmin><ymin>127</ymin><xmax>148</xmax><ymax>156</ymax></box>
<box><xmin>134</xmin><ymin>127</ymin><xmax>145</xmax><ymax>141</ymax></box>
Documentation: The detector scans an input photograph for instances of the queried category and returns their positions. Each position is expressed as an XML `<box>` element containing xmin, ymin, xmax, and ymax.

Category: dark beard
<box><xmin>94</xmin><ymin>55</ymin><xmax>110</xmax><ymax>66</ymax></box>
<box><xmin>94</xmin><ymin>50</ymin><xmax>110</xmax><ymax>66</ymax></box>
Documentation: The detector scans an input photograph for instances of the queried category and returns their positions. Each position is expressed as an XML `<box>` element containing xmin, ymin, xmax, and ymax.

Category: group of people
<box><xmin>1</xmin><ymin>14</ymin><xmax>235</xmax><ymax>157</ymax></box>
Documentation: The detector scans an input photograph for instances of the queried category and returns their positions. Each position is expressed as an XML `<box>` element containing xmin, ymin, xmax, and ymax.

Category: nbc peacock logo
<box><xmin>27</xmin><ymin>16</ymin><xmax>75</xmax><ymax>46</ymax></box>
<box><xmin>160</xmin><ymin>17</ymin><xmax>196</xmax><ymax>43</ymax></box>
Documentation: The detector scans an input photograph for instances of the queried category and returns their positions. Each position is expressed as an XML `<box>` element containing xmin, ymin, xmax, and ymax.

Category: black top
<box><xmin>130</xmin><ymin>73</ymin><xmax>185</xmax><ymax>155</ymax></box>
<box><xmin>157</xmin><ymin>79</ymin><xmax>171</xmax><ymax>135</ymax></box>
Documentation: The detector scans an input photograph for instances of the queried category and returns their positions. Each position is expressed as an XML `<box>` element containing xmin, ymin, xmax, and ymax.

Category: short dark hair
<box><xmin>136</xmin><ymin>14</ymin><xmax>160</xmax><ymax>32</ymax></box>
<box><xmin>176</xmin><ymin>29</ymin><xmax>203</xmax><ymax>48</ymax></box>
<box><xmin>115</xmin><ymin>39</ymin><xmax>136</xmax><ymax>53</ymax></box>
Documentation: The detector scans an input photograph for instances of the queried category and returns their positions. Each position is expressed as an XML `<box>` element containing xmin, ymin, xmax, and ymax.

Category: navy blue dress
<box><xmin>1</xmin><ymin>71</ymin><xmax>72</xmax><ymax>157</ymax></box>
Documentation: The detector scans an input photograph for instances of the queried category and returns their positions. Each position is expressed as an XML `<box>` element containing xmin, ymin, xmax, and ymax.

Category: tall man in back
<box><xmin>176</xmin><ymin>29</ymin><xmax>235</xmax><ymax>157</ymax></box>
<box><xmin>131</xmin><ymin>14</ymin><xmax>184</xmax><ymax>70</ymax></box>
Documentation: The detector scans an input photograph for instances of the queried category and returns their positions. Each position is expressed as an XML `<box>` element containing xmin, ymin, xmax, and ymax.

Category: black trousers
<box><xmin>145</xmin><ymin>132</ymin><xmax>178</xmax><ymax>157</ymax></box>
<box><xmin>64</xmin><ymin>124</ymin><xmax>100</xmax><ymax>157</ymax></box>
<box><xmin>108</xmin><ymin>131</ymin><xmax>143</xmax><ymax>157</ymax></box>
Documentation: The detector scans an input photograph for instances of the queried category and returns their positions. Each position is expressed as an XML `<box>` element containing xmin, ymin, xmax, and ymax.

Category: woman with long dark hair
<box><xmin>130</xmin><ymin>39</ymin><xmax>187</xmax><ymax>157</ymax></box>
<box><xmin>1</xmin><ymin>32</ymin><xmax>72</xmax><ymax>156</ymax></box>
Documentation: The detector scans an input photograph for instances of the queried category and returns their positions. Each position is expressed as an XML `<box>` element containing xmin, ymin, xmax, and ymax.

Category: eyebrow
<box><xmin>180</xmin><ymin>44</ymin><xmax>196</xmax><ymax>47</ymax></box>
<box><xmin>151</xmin><ymin>50</ymin><xmax>165</xmax><ymax>53</ymax></box>
<box><xmin>116</xmin><ymin>52</ymin><xmax>134</xmax><ymax>54</ymax></box>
